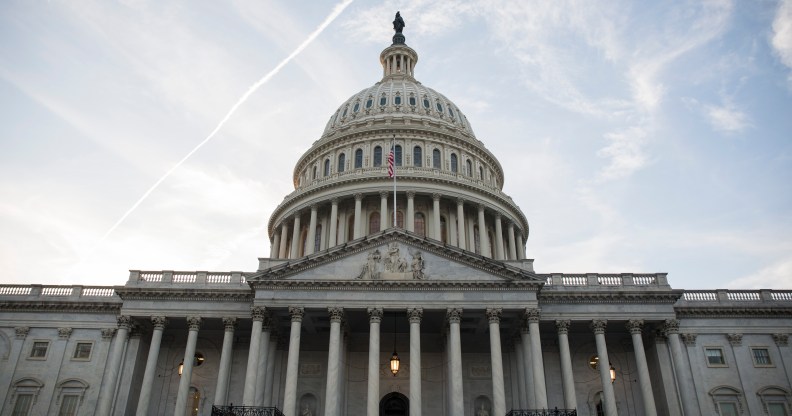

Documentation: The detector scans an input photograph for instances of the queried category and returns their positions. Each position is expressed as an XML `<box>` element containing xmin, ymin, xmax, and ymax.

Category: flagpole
<box><xmin>392</xmin><ymin>134</ymin><xmax>397</xmax><ymax>228</ymax></box>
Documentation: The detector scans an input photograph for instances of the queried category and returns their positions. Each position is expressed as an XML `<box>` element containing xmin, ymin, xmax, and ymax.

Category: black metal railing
<box><xmin>506</xmin><ymin>409</ymin><xmax>577</xmax><ymax>416</ymax></box>
<box><xmin>211</xmin><ymin>405</ymin><xmax>285</xmax><ymax>416</ymax></box>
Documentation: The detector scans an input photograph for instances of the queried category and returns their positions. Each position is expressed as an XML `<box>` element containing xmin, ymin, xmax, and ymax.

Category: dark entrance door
<box><xmin>379</xmin><ymin>392</ymin><xmax>409</xmax><ymax>416</ymax></box>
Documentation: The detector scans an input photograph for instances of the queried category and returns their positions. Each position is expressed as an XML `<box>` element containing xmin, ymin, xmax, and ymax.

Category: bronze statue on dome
<box><xmin>393</xmin><ymin>11</ymin><xmax>405</xmax><ymax>34</ymax></box>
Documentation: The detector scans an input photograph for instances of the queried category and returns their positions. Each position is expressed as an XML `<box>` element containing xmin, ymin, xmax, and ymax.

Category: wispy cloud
<box><xmin>772</xmin><ymin>0</ymin><xmax>792</xmax><ymax>87</ymax></box>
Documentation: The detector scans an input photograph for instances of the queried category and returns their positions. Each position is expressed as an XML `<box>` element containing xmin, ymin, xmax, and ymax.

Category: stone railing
<box><xmin>128</xmin><ymin>271</ymin><xmax>247</xmax><ymax>285</ymax></box>
<box><xmin>679</xmin><ymin>289</ymin><xmax>792</xmax><ymax>303</ymax></box>
<box><xmin>0</xmin><ymin>285</ymin><xmax>118</xmax><ymax>299</ymax></box>
<box><xmin>541</xmin><ymin>273</ymin><xmax>669</xmax><ymax>288</ymax></box>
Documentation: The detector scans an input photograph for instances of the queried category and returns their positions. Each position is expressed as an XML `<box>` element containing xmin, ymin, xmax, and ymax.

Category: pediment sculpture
<box><xmin>358</xmin><ymin>243</ymin><xmax>425</xmax><ymax>280</ymax></box>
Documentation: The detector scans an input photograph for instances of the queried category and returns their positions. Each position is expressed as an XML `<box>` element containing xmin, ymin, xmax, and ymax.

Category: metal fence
<box><xmin>211</xmin><ymin>406</ymin><xmax>285</xmax><ymax>416</ymax></box>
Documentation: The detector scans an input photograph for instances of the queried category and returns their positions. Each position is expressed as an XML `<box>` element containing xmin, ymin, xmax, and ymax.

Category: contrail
<box><xmin>100</xmin><ymin>0</ymin><xmax>354</xmax><ymax>241</ymax></box>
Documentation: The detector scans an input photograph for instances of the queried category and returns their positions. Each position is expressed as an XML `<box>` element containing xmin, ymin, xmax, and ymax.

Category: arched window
<box><xmin>466</xmin><ymin>159</ymin><xmax>473</xmax><ymax>176</ymax></box>
<box><xmin>300</xmin><ymin>228</ymin><xmax>308</xmax><ymax>257</ymax></box>
<box><xmin>440</xmin><ymin>216</ymin><xmax>448</xmax><ymax>243</ymax></box>
<box><xmin>324</xmin><ymin>159</ymin><xmax>330</xmax><ymax>177</ymax></box>
<box><xmin>369</xmin><ymin>212</ymin><xmax>381</xmax><ymax>234</ymax></box>
<box><xmin>188</xmin><ymin>387</ymin><xmax>200</xmax><ymax>416</ymax></box>
<box><xmin>433</xmin><ymin>149</ymin><xmax>441</xmax><ymax>169</ymax></box>
<box><xmin>338</xmin><ymin>153</ymin><xmax>346</xmax><ymax>173</ymax></box>
<box><xmin>314</xmin><ymin>225</ymin><xmax>322</xmax><ymax>252</ymax></box>
<box><xmin>413</xmin><ymin>146</ymin><xmax>422</xmax><ymax>167</ymax></box>
<box><xmin>450</xmin><ymin>154</ymin><xmax>458</xmax><ymax>173</ymax></box>
<box><xmin>354</xmin><ymin>149</ymin><xmax>363</xmax><ymax>169</ymax></box>
<box><xmin>479</xmin><ymin>166</ymin><xmax>484</xmax><ymax>180</ymax></box>
<box><xmin>415</xmin><ymin>213</ymin><xmax>426</xmax><ymax>237</ymax></box>
<box><xmin>473</xmin><ymin>225</ymin><xmax>481</xmax><ymax>254</ymax></box>
<box><xmin>347</xmin><ymin>215</ymin><xmax>355</xmax><ymax>240</ymax></box>
<box><xmin>312</xmin><ymin>166</ymin><xmax>317</xmax><ymax>180</ymax></box>
<box><xmin>391</xmin><ymin>210</ymin><xmax>404</xmax><ymax>228</ymax></box>
<box><xmin>394</xmin><ymin>145</ymin><xmax>403</xmax><ymax>166</ymax></box>
<box><xmin>373</xmin><ymin>146</ymin><xmax>383</xmax><ymax>167</ymax></box>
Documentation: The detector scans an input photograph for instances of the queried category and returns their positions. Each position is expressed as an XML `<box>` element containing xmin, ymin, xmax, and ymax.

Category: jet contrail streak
<box><xmin>100</xmin><ymin>0</ymin><xmax>354</xmax><ymax>241</ymax></box>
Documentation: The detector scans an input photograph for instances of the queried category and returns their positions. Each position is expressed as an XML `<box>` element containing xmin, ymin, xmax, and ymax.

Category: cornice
<box><xmin>253</xmin><ymin>279</ymin><xmax>540</xmax><ymax>291</ymax></box>
<box><xmin>115</xmin><ymin>287</ymin><xmax>253</xmax><ymax>302</ymax></box>
<box><xmin>675</xmin><ymin>306</ymin><xmax>792</xmax><ymax>318</ymax></box>
<box><xmin>0</xmin><ymin>300</ymin><xmax>122</xmax><ymax>313</ymax></box>
<box><xmin>539</xmin><ymin>291</ymin><xmax>682</xmax><ymax>305</ymax></box>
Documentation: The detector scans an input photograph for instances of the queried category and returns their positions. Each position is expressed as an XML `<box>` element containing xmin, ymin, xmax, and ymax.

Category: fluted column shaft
<box><xmin>432</xmin><ymin>194</ymin><xmax>441</xmax><ymax>240</ymax></box>
<box><xmin>244</xmin><ymin>307</ymin><xmax>267</xmax><ymax>405</ymax></box>
<box><xmin>263</xmin><ymin>335</ymin><xmax>278</xmax><ymax>407</ymax></box>
<box><xmin>284</xmin><ymin>307</ymin><xmax>305</xmax><ymax>416</ymax></box>
<box><xmin>478</xmin><ymin>205</ymin><xmax>490</xmax><ymax>257</ymax></box>
<box><xmin>325</xmin><ymin>308</ymin><xmax>344</xmax><ymax>416</ymax></box>
<box><xmin>137</xmin><ymin>317</ymin><xmax>166</xmax><ymax>416</ymax></box>
<box><xmin>255</xmin><ymin>321</ymin><xmax>272</xmax><ymax>406</ymax></box>
<box><xmin>487</xmin><ymin>308</ymin><xmax>505</xmax><ymax>416</ymax></box>
<box><xmin>592</xmin><ymin>320</ymin><xmax>617</xmax><ymax>416</ymax></box>
<box><xmin>494</xmin><ymin>214</ymin><xmax>505</xmax><ymax>260</ymax></box>
<box><xmin>329</xmin><ymin>198</ymin><xmax>339</xmax><ymax>246</ymax></box>
<box><xmin>175</xmin><ymin>317</ymin><xmax>202</xmax><ymax>416</ymax></box>
<box><xmin>456</xmin><ymin>200</ymin><xmax>466</xmax><ymax>250</ymax></box>
<box><xmin>507</xmin><ymin>223</ymin><xmax>517</xmax><ymax>260</ymax></box>
<box><xmin>526</xmin><ymin>309</ymin><xmax>547</xmax><ymax>408</ymax></box>
<box><xmin>408</xmin><ymin>308</ymin><xmax>423</xmax><ymax>416</ymax></box>
<box><xmin>406</xmin><ymin>191</ymin><xmax>415</xmax><ymax>232</ymax></box>
<box><xmin>514</xmin><ymin>338</ymin><xmax>527</xmax><ymax>409</ymax></box>
<box><xmin>379</xmin><ymin>192</ymin><xmax>388</xmax><ymax>230</ymax></box>
<box><xmin>279</xmin><ymin>223</ymin><xmax>289</xmax><ymax>258</ymax></box>
<box><xmin>627</xmin><ymin>320</ymin><xmax>656</xmax><ymax>416</ymax></box>
<box><xmin>290</xmin><ymin>214</ymin><xmax>301</xmax><ymax>258</ymax></box>
<box><xmin>306</xmin><ymin>205</ymin><xmax>318</xmax><ymax>255</ymax></box>
<box><xmin>354</xmin><ymin>194</ymin><xmax>363</xmax><ymax>238</ymax></box>
<box><xmin>271</xmin><ymin>233</ymin><xmax>280</xmax><ymax>258</ymax></box>
<box><xmin>214</xmin><ymin>318</ymin><xmax>236</xmax><ymax>406</ymax></box>
<box><xmin>520</xmin><ymin>328</ymin><xmax>536</xmax><ymax>407</ymax></box>
<box><xmin>516</xmin><ymin>233</ymin><xmax>525</xmax><ymax>259</ymax></box>
<box><xmin>96</xmin><ymin>316</ymin><xmax>131</xmax><ymax>416</ymax></box>
<box><xmin>367</xmin><ymin>308</ymin><xmax>383</xmax><ymax>416</ymax></box>
<box><xmin>447</xmin><ymin>308</ymin><xmax>464</xmax><ymax>415</ymax></box>
<box><xmin>665</xmin><ymin>319</ymin><xmax>700</xmax><ymax>416</ymax></box>
<box><xmin>556</xmin><ymin>320</ymin><xmax>577</xmax><ymax>410</ymax></box>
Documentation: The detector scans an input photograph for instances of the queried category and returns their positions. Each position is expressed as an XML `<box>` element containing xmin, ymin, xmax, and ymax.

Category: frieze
<box><xmin>0</xmin><ymin>301</ymin><xmax>121</xmax><ymax>313</ymax></box>
<box><xmin>358</xmin><ymin>243</ymin><xmax>425</xmax><ymax>280</ymax></box>
<box><xmin>674</xmin><ymin>307</ymin><xmax>792</xmax><ymax>318</ymax></box>
<box><xmin>539</xmin><ymin>292</ymin><xmax>682</xmax><ymax>304</ymax></box>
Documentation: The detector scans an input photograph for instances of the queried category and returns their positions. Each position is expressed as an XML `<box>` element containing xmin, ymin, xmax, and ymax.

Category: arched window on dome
<box><xmin>394</xmin><ymin>145</ymin><xmax>403</xmax><ymax>166</ymax></box>
<box><xmin>440</xmin><ymin>216</ymin><xmax>448</xmax><ymax>243</ymax></box>
<box><xmin>413</xmin><ymin>146</ymin><xmax>422</xmax><ymax>167</ymax></box>
<box><xmin>353</xmin><ymin>102</ymin><xmax>360</xmax><ymax>113</ymax></box>
<box><xmin>369</xmin><ymin>212</ymin><xmax>381</xmax><ymax>234</ymax></box>
<box><xmin>466</xmin><ymin>159</ymin><xmax>473</xmax><ymax>177</ymax></box>
<box><xmin>436</xmin><ymin>102</ymin><xmax>444</xmax><ymax>113</ymax></box>
<box><xmin>391</xmin><ymin>210</ymin><xmax>404</xmax><ymax>228</ymax></box>
<box><xmin>354</xmin><ymin>149</ymin><xmax>363</xmax><ymax>169</ymax></box>
<box><xmin>366</xmin><ymin>97</ymin><xmax>373</xmax><ymax>109</ymax></box>
<box><xmin>409</xmin><ymin>95</ymin><xmax>416</xmax><ymax>107</ymax></box>
<box><xmin>324</xmin><ymin>159</ymin><xmax>330</xmax><ymax>177</ymax></box>
<box><xmin>449</xmin><ymin>107</ymin><xmax>456</xmax><ymax>120</ymax></box>
<box><xmin>395</xmin><ymin>94</ymin><xmax>402</xmax><ymax>105</ymax></box>
<box><xmin>415</xmin><ymin>212</ymin><xmax>426</xmax><ymax>237</ymax></box>
<box><xmin>423</xmin><ymin>97</ymin><xmax>430</xmax><ymax>109</ymax></box>
<box><xmin>338</xmin><ymin>153</ymin><xmax>346</xmax><ymax>173</ymax></box>
<box><xmin>380</xmin><ymin>95</ymin><xmax>387</xmax><ymax>107</ymax></box>
<box><xmin>479</xmin><ymin>166</ymin><xmax>484</xmax><ymax>180</ymax></box>
<box><xmin>433</xmin><ymin>149</ymin><xmax>441</xmax><ymax>169</ymax></box>
<box><xmin>312</xmin><ymin>166</ymin><xmax>317</xmax><ymax>180</ymax></box>
<box><xmin>473</xmin><ymin>225</ymin><xmax>481</xmax><ymax>254</ymax></box>
<box><xmin>450</xmin><ymin>154</ymin><xmax>458</xmax><ymax>173</ymax></box>
<box><xmin>314</xmin><ymin>225</ymin><xmax>322</xmax><ymax>253</ymax></box>
<box><xmin>373</xmin><ymin>146</ymin><xmax>383</xmax><ymax>167</ymax></box>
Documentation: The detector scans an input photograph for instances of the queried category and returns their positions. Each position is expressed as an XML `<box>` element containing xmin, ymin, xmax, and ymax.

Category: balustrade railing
<box><xmin>0</xmin><ymin>285</ymin><xmax>117</xmax><ymax>298</ymax></box>
<box><xmin>507</xmin><ymin>409</ymin><xmax>577</xmax><ymax>416</ymax></box>
<box><xmin>543</xmin><ymin>273</ymin><xmax>664</xmax><ymax>287</ymax></box>
<box><xmin>211</xmin><ymin>406</ymin><xmax>284</xmax><ymax>416</ymax></box>
<box><xmin>128</xmin><ymin>271</ymin><xmax>247</xmax><ymax>285</ymax></box>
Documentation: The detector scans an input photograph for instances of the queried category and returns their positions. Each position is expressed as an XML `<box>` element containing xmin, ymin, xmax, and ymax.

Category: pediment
<box><xmin>248</xmin><ymin>229</ymin><xmax>542</xmax><ymax>284</ymax></box>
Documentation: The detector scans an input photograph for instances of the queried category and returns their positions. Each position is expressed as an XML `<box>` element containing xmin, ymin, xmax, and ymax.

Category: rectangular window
<box><xmin>752</xmin><ymin>347</ymin><xmax>773</xmax><ymax>366</ymax></box>
<box><xmin>73</xmin><ymin>342</ymin><xmax>93</xmax><ymax>360</ymax></box>
<box><xmin>705</xmin><ymin>347</ymin><xmax>726</xmax><ymax>366</ymax></box>
<box><xmin>717</xmin><ymin>402</ymin><xmax>739</xmax><ymax>416</ymax></box>
<box><xmin>29</xmin><ymin>341</ymin><xmax>49</xmax><ymax>359</ymax></box>
<box><xmin>768</xmin><ymin>403</ymin><xmax>788</xmax><ymax>416</ymax></box>
<box><xmin>58</xmin><ymin>395</ymin><xmax>79</xmax><ymax>416</ymax></box>
<box><xmin>12</xmin><ymin>394</ymin><xmax>33</xmax><ymax>416</ymax></box>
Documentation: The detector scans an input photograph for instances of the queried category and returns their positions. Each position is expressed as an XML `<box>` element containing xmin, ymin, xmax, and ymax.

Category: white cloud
<box><xmin>705</xmin><ymin>104</ymin><xmax>751</xmax><ymax>133</ymax></box>
<box><xmin>596</xmin><ymin>126</ymin><xmax>649</xmax><ymax>181</ymax></box>
<box><xmin>726</xmin><ymin>257</ymin><xmax>792</xmax><ymax>289</ymax></box>
<box><xmin>772</xmin><ymin>0</ymin><xmax>792</xmax><ymax>87</ymax></box>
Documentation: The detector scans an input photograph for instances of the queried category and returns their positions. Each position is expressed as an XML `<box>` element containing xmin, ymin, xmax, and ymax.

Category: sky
<box><xmin>1</xmin><ymin>0</ymin><xmax>791</xmax><ymax>290</ymax></box>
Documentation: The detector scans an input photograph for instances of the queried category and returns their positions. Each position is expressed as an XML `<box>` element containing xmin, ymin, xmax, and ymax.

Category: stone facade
<box><xmin>1</xmin><ymin>16</ymin><xmax>791</xmax><ymax>416</ymax></box>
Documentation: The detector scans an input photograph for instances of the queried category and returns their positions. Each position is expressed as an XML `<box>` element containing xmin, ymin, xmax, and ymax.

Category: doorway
<box><xmin>379</xmin><ymin>392</ymin><xmax>409</xmax><ymax>416</ymax></box>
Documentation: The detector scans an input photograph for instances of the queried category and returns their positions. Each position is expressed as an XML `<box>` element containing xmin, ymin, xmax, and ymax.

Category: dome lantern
<box><xmin>380</xmin><ymin>12</ymin><xmax>417</xmax><ymax>79</ymax></box>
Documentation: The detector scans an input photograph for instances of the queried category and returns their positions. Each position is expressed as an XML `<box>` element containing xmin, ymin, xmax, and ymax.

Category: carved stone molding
<box><xmin>101</xmin><ymin>328</ymin><xmax>117</xmax><ymax>340</ymax></box>
<box><xmin>662</xmin><ymin>319</ymin><xmax>680</xmax><ymax>336</ymax></box>
<box><xmin>186</xmin><ymin>316</ymin><xmax>202</xmax><ymax>331</ymax></box>
<box><xmin>773</xmin><ymin>333</ymin><xmax>789</xmax><ymax>346</ymax></box>
<box><xmin>486</xmin><ymin>308</ymin><xmax>502</xmax><ymax>324</ymax></box>
<box><xmin>680</xmin><ymin>333</ymin><xmax>697</xmax><ymax>346</ymax></box>
<box><xmin>251</xmin><ymin>306</ymin><xmax>268</xmax><ymax>321</ymax></box>
<box><xmin>289</xmin><ymin>306</ymin><xmax>305</xmax><ymax>322</ymax></box>
<box><xmin>328</xmin><ymin>307</ymin><xmax>345</xmax><ymax>323</ymax></box>
<box><xmin>727</xmin><ymin>333</ymin><xmax>743</xmax><ymax>346</ymax></box>
<box><xmin>555</xmin><ymin>320</ymin><xmax>571</xmax><ymax>335</ymax></box>
<box><xmin>626</xmin><ymin>319</ymin><xmax>644</xmax><ymax>335</ymax></box>
<box><xmin>368</xmin><ymin>307</ymin><xmax>383</xmax><ymax>323</ymax></box>
<box><xmin>407</xmin><ymin>307</ymin><xmax>423</xmax><ymax>324</ymax></box>
<box><xmin>446</xmin><ymin>307</ymin><xmax>463</xmax><ymax>324</ymax></box>
<box><xmin>590</xmin><ymin>319</ymin><xmax>607</xmax><ymax>335</ymax></box>
<box><xmin>15</xmin><ymin>327</ymin><xmax>29</xmax><ymax>339</ymax></box>
<box><xmin>525</xmin><ymin>308</ymin><xmax>541</xmax><ymax>324</ymax></box>
<box><xmin>151</xmin><ymin>316</ymin><xmax>168</xmax><ymax>330</ymax></box>
<box><xmin>222</xmin><ymin>317</ymin><xmax>237</xmax><ymax>331</ymax></box>
<box><xmin>117</xmin><ymin>315</ymin><xmax>132</xmax><ymax>330</ymax></box>
<box><xmin>432</xmin><ymin>193</ymin><xmax>441</xmax><ymax>201</ymax></box>
<box><xmin>57</xmin><ymin>327</ymin><xmax>73</xmax><ymax>339</ymax></box>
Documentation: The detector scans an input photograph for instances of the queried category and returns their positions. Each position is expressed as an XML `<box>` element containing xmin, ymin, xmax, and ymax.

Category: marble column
<box><xmin>367</xmin><ymin>308</ymin><xmax>383</xmax><ymax>416</ymax></box>
<box><xmin>432</xmin><ymin>193</ymin><xmax>441</xmax><ymax>240</ymax></box>
<box><xmin>626</xmin><ymin>320</ymin><xmax>656</xmax><ymax>416</ymax></box>
<box><xmin>664</xmin><ymin>319</ymin><xmax>700</xmax><ymax>416</ymax></box>
<box><xmin>520</xmin><ymin>324</ymin><xmax>536</xmax><ymax>407</ymax></box>
<box><xmin>456</xmin><ymin>199</ymin><xmax>466</xmax><ymax>250</ymax></box>
<box><xmin>507</xmin><ymin>223</ymin><xmax>517</xmax><ymax>260</ymax></box>
<box><xmin>214</xmin><ymin>317</ymin><xmax>236</xmax><ymax>406</ymax></box>
<box><xmin>556</xmin><ymin>320</ymin><xmax>577</xmax><ymax>410</ymax></box>
<box><xmin>591</xmin><ymin>320</ymin><xmax>617</xmax><ymax>416</ymax></box>
<box><xmin>283</xmin><ymin>307</ymin><xmax>305</xmax><ymax>416</ymax></box>
<box><xmin>290</xmin><ymin>213</ymin><xmax>302</xmax><ymax>258</ymax></box>
<box><xmin>279</xmin><ymin>223</ymin><xmax>289</xmax><ymax>259</ymax></box>
<box><xmin>305</xmin><ymin>205</ymin><xmax>318</xmax><ymax>255</ymax></box>
<box><xmin>478</xmin><ymin>205</ymin><xmax>490</xmax><ymax>257</ymax></box>
<box><xmin>96</xmin><ymin>315</ymin><xmax>131</xmax><ymax>416</ymax></box>
<box><xmin>494</xmin><ymin>213</ymin><xmax>505</xmax><ymax>260</ymax></box>
<box><xmin>329</xmin><ymin>198</ymin><xmax>339</xmax><ymax>247</ymax></box>
<box><xmin>514</xmin><ymin>337</ymin><xmax>527</xmax><ymax>409</ymax></box>
<box><xmin>244</xmin><ymin>307</ymin><xmax>267</xmax><ymax>405</ymax></box>
<box><xmin>406</xmin><ymin>191</ymin><xmax>415</xmax><ymax>232</ymax></box>
<box><xmin>379</xmin><ymin>192</ymin><xmax>388</xmax><ymax>230</ymax></box>
<box><xmin>526</xmin><ymin>309</ymin><xmax>547</xmax><ymax>408</ymax></box>
<box><xmin>408</xmin><ymin>307</ymin><xmax>423</xmax><ymax>416</ymax></box>
<box><xmin>487</xmin><ymin>308</ymin><xmax>506</xmax><ymax>416</ymax></box>
<box><xmin>447</xmin><ymin>308</ymin><xmax>464</xmax><ymax>416</ymax></box>
<box><xmin>136</xmin><ymin>316</ymin><xmax>167</xmax><ymax>416</ymax></box>
<box><xmin>263</xmin><ymin>333</ymin><xmax>278</xmax><ymax>407</ymax></box>
<box><xmin>516</xmin><ymin>233</ymin><xmax>525</xmax><ymax>260</ymax></box>
<box><xmin>255</xmin><ymin>318</ymin><xmax>273</xmax><ymax>406</ymax></box>
<box><xmin>174</xmin><ymin>316</ymin><xmax>202</xmax><ymax>416</ymax></box>
<box><xmin>324</xmin><ymin>307</ymin><xmax>344</xmax><ymax>416</ymax></box>
<box><xmin>271</xmin><ymin>233</ymin><xmax>280</xmax><ymax>258</ymax></box>
<box><xmin>354</xmin><ymin>193</ymin><xmax>363</xmax><ymax>238</ymax></box>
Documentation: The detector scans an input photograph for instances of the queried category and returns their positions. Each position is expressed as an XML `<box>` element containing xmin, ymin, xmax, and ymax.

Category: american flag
<box><xmin>387</xmin><ymin>147</ymin><xmax>395</xmax><ymax>178</ymax></box>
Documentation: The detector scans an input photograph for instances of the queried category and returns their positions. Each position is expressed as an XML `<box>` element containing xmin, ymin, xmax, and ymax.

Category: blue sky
<box><xmin>1</xmin><ymin>0</ymin><xmax>791</xmax><ymax>289</ymax></box>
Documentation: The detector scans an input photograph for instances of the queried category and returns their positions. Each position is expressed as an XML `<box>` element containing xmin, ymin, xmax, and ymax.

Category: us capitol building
<box><xmin>2</xmin><ymin>14</ymin><xmax>791</xmax><ymax>416</ymax></box>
